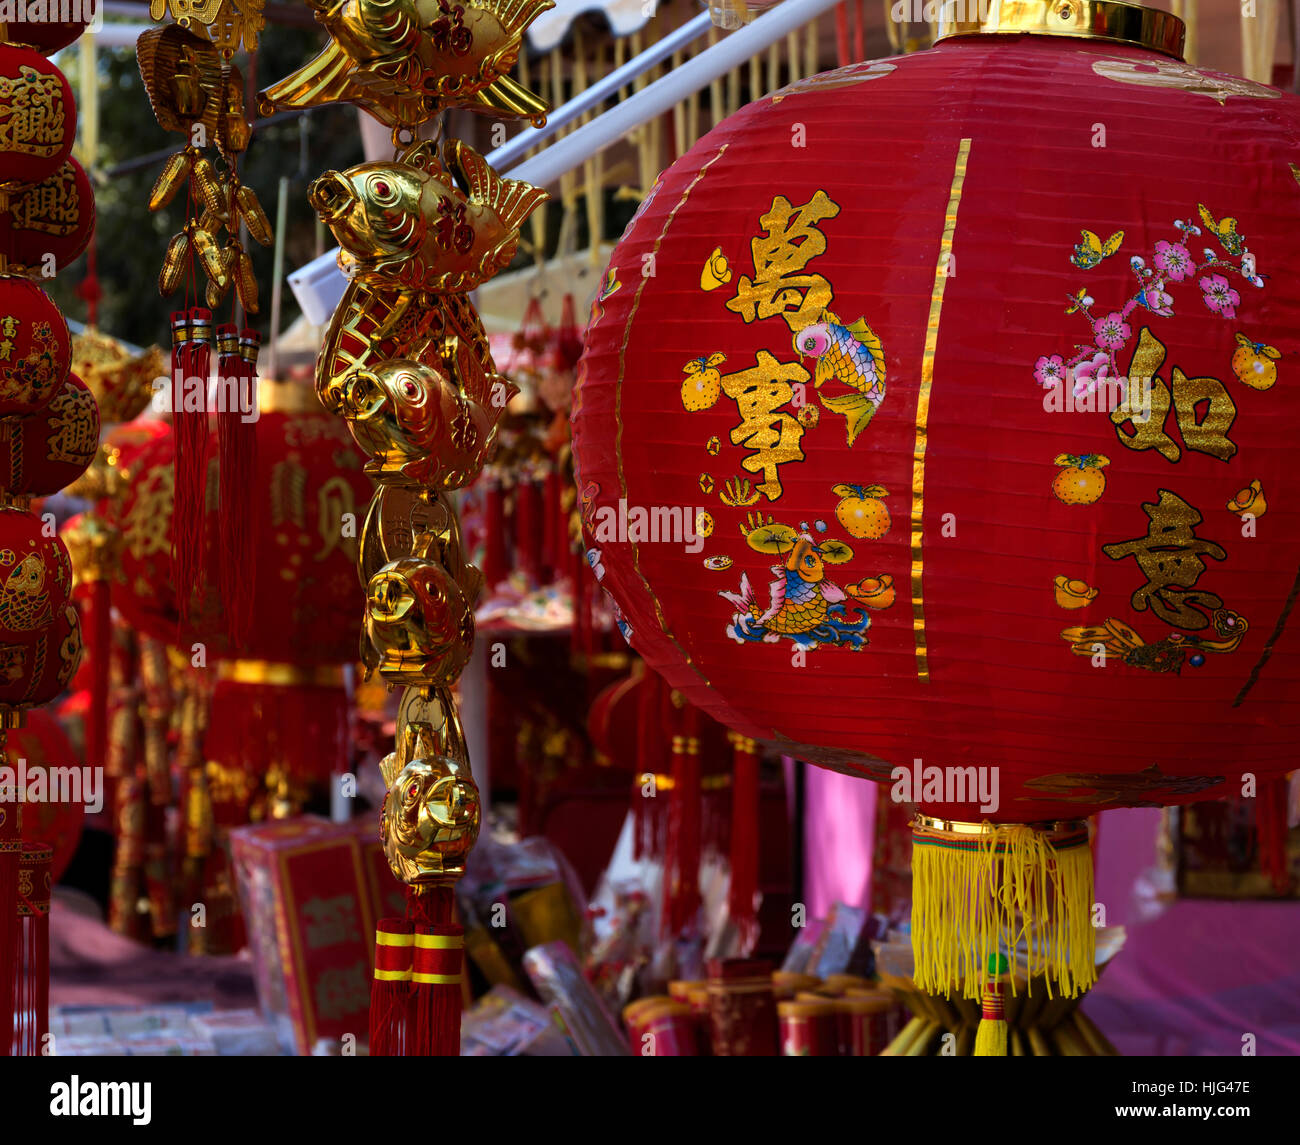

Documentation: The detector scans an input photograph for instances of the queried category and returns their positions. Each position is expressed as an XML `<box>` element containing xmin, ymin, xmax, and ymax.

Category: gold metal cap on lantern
<box><xmin>934</xmin><ymin>0</ymin><xmax>1185</xmax><ymax>60</ymax></box>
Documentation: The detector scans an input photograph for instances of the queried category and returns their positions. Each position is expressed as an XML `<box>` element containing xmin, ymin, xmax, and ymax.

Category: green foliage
<box><xmin>49</xmin><ymin>22</ymin><xmax>365</xmax><ymax>350</ymax></box>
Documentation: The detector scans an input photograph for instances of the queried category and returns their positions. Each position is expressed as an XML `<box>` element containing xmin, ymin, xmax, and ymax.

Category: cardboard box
<box><xmin>230</xmin><ymin>817</ymin><xmax>376</xmax><ymax>1055</ymax></box>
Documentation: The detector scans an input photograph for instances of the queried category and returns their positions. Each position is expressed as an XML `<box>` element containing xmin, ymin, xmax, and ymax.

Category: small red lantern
<box><xmin>3</xmin><ymin>0</ymin><xmax>96</xmax><ymax>56</ymax></box>
<box><xmin>0</xmin><ymin>598</ymin><xmax>80</xmax><ymax>712</ymax></box>
<box><xmin>6</xmin><ymin>707</ymin><xmax>84</xmax><ymax>883</ymax></box>
<box><xmin>0</xmin><ymin>158</ymin><xmax>95</xmax><ymax>273</ymax></box>
<box><xmin>0</xmin><ymin>372</ymin><xmax>99</xmax><ymax>495</ymax></box>
<box><xmin>0</xmin><ymin>506</ymin><xmax>71</xmax><ymax>643</ymax></box>
<box><xmin>0</xmin><ymin>277</ymin><xmax>70</xmax><ymax>417</ymax></box>
<box><xmin>0</xmin><ymin>46</ymin><xmax>76</xmax><ymax>191</ymax></box>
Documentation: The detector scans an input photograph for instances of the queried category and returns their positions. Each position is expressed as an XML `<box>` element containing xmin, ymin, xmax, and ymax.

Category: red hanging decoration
<box><xmin>727</xmin><ymin>732</ymin><xmax>760</xmax><ymax>950</ymax></box>
<box><xmin>404</xmin><ymin>886</ymin><xmax>463</xmax><ymax>1057</ymax></box>
<box><xmin>215</xmin><ymin>326</ymin><xmax>259</xmax><ymax>647</ymax></box>
<box><xmin>170</xmin><ymin>308</ymin><xmax>211</xmax><ymax>619</ymax></box>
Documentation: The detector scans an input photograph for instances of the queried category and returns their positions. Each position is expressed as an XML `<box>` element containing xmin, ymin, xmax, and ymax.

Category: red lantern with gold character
<box><xmin>0</xmin><ymin>372</ymin><xmax>99</xmax><ymax>495</ymax></box>
<box><xmin>0</xmin><ymin>45</ymin><xmax>75</xmax><ymax>191</ymax></box>
<box><xmin>3</xmin><ymin>0</ymin><xmax>96</xmax><ymax>56</ymax></box>
<box><xmin>0</xmin><ymin>158</ymin><xmax>95</xmax><ymax>273</ymax></box>
<box><xmin>0</xmin><ymin>277</ymin><xmax>70</xmax><ymax>417</ymax></box>
<box><xmin>573</xmin><ymin>2</ymin><xmax>1300</xmax><ymax>1000</ymax></box>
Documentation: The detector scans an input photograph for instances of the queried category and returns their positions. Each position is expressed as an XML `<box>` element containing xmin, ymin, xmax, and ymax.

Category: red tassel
<box><xmin>9</xmin><ymin>841</ymin><xmax>51</xmax><ymax>1055</ymax></box>
<box><xmin>370</xmin><ymin>919</ymin><xmax>414</xmax><ymax>1057</ymax></box>
<box><xmin>0</xmin><ymin>783</ymin><xmax>16</xmax><ymax>1056</ymax></box>
<box><xmin>516</xmin><ymin>479</ymin><xmax>542</xmax><ymax>586</ymax></box>
<box><xmin>663</xmin><ymin>706</ymin><xmax>702</xmax><ymax>938</ymax></box>
<box><xmin>1258</xmin><ymin>775</ymin><xmax>1292</xmax><ymax>896</ymax></box>
<box><xmin>405</xmin><ymin>886</ymin><xmax>462</xmax><ymax>1056</ymax></box>
<box><xmin>216</xmin><ymin>328</ymin><xmax>260</xmax><ymax>648</ymax></box>
<box><xmin>482</xmin><ymin>480</ymin><xmax>506</xmax><ymax>591</ymax></box>
<box><xmin>86</xmin><ymin>579</ymin><xmax>111</xmax><ymax>767</ymax></box>
<box><xmin>171</xmin><ymin>309</ymin><xmax>212</xmax><ymax>620</ymax></box>
<box><xmin>204</xmin><ymin>676</ymin><xmax>348</xmax><ymax>791</ymax></box>
<box><xmin>728</xmin><ymin>733</ymin><xmax>760</xmax><ymax>951</ymax></box>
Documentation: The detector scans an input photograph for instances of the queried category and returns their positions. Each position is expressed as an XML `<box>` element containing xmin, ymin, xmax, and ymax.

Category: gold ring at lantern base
<box><xmin>935</xmin><ymin>0</ymin><xmax>1185</xmax><ymax>60</ymax></box>
<box><xmin>912</xmin><ymin>814</ymin><xmax>1089</xmax><ymax>840</ymax></box>
<box><xmin>217</xmin><ymin>660</ymin><xmax>345</xmax><ymax>688</ymax></box>
<box><xmin>0</xmin><ymin>706</ymin><xmax>28</xmax><ymax>730</ymax></box>
<box><xmin>16</xmin><ymin>842</ymin><xmax>53</xmax><ymax>916</ymax></box>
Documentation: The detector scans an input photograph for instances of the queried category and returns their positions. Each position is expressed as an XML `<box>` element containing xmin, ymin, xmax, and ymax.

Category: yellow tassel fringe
<box><xmin>973</xmin><ymin>1015</ymin><xmax>1007</xmax><ymax>1056</ymax></box>
<box><xmin>911</xmin><ymin>820</ymin><xmax>1096</xmax><ymax>1001</ymax></box>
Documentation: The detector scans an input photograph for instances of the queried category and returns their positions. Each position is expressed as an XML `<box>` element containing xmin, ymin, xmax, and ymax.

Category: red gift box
<box><xmin>230</xmin><ymin>817</ymin><xmax>377</xmax><ymax>1054</ymax></box>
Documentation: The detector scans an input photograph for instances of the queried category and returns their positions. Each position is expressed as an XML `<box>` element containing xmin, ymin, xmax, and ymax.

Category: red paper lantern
<box><xmin>0</xmin><ymin>277</ymin><xmax>70</xmax><ymax>417</ymax></box>
<box><xmin>574</xmin><ymin>7</ymin><xmax>1300</xmax><ymax>992</ymax></box>
<box><xmin>7</xmin><ymin>707</ymin><xmax>84</xmax><ymax>883</ymax></box>
<box><xmin>2</xmin><ymin>0</ymin><xmax>95</xmax><ymax>56</ymax></box>
<box><xmin>0</xmin><ymin>46</ymin><xmax>75</xmax><ymax>190</ymax></box>
<box><xmin>0</xmin><ymin>506</ymin><xmax>71</xmax><ymax>642</ymax></box>
<box><xmin>108</xmin><ymin>406</ymin><xmax>371</xmax><ymax>662</ymax></box>
<box><xmin>0</xmin><ymin>157</ymin><xmax>95</xmax><ymax>272</ymax></box>
<box><xmin>0</xmin><ymin>596</ymin><xmax>80</xmax><ymax>711</ymax></box>
<box><xmin>0</xmin><ymin>372</ymin><xmax>99</xmax><ymax>495</ymax></box>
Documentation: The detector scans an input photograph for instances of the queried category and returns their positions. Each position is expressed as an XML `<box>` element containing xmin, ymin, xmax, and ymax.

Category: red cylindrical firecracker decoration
<box><xmin>572</xmin><ymin>2</ymin><xmax>1300</xmax><ymax>999</ymax></box>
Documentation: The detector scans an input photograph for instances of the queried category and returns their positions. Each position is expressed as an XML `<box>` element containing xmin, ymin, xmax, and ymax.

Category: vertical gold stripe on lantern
<box><xmin>911</xmin><ymin>137</ymin><xmax>972</xmax><ymax>682</ymax></box>
<box><xmin>615</xmin><ymin>145</ymin><xmax>729</xmax><ymax>681</ymax></box>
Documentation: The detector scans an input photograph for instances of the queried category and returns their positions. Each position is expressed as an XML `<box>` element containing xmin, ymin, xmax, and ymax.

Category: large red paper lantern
<box><xmin>0</xmin><ymin>46</ymin><xmax>75</xmax><ymax>190</ymax></box>
<box><xmin>0</xmin><ymin>277</ymin><xmax>71</xmax><ymax>417</ymax></box>
<box><xmin>573</xmin><ymin>4</ymin><xmax>1300</xmax><ymax>995</ymax></box>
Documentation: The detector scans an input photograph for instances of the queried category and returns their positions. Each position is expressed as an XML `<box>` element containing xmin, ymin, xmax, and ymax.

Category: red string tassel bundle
<box><xmin>216</xmin><ymin>327</ymin><xmax>260</xmax><ymax>648</ymax></box>
<box><xmin>171</xmin><ymin>308</ymin><xmax>213</xmax><ymax>619</ymax></box>
<box><xmin>0</xmin><ymin>790</ymin><xmax>16</xmax><ymax>1056</ymax></box>
<box><xmin>728</xmin><ymin>732</ymin><xmax>760</xmax><ymax>951</ymax></box>
<box><xmin>370</xmin><ymin>919</ymin><xmax>414</xmax><ymax>1057</ymax></box>
<box><xmin>405</xmin><ymin>887</ymin><xmax>463</xmax><ymax>1056</ymax></box>
<box><xmin>1257</xmin><ymin>775</ymin><xmax>1292</xmax><ymax>896</ymax></box>
<box><xmin>86</xmin><ymin>578</ymin><xmax>111</xmax><ymax>768</ymax></box>
<box><xmin>10</xmin><ymin>843</ymin><xmax>51</xmax><ymax>1056</ymax></box>
<box><xmin>663</xmin><ymin>707</ymin><xmax>702</xmax><ymax>938</ymax></box>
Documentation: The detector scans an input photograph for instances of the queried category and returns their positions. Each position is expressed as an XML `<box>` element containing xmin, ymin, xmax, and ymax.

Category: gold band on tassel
<box><xmin>910</xmin><ymin>816</ymin><xmax>1095</xmax><ymax>1001</ymax></box>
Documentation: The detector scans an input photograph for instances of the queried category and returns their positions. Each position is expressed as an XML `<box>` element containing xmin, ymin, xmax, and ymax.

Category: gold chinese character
<box><xmin>727</xmin><ymin>191</ymin><xmax>841</xmax><ymax>331</ymax></box>
<box><xmin>719</xmin><ymin>351</ymin><xmax>808</xmax><ymax>501</ymax></box>
<box><xmin>1111</xmin><ymin>327</ymin><xmax>1238</xmax><ymax>462</ymax></box>
<box><xmin>1102</xmin><ymin>489</ymin><xmax>1225</xmax><ymax>629</ymax></box>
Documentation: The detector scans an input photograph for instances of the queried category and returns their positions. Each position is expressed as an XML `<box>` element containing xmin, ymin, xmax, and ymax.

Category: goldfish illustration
<box><xmin>793</xmin><ymin>310</ymin><xmax>886</xmax><ymax>447</ymax></box>
<box><xmin>0</xmin><ymin>553</ymin><xmax>51</xmax><ymax>632</ymax></box>
<box><xmin>1070</xmin><ymin>229</ymin><xmax>1124</xmax><ymax>270</ymax></box>
<box><xmin>720</xmin><ymin>523</ymin><xmax>871</xmax><ymax>650</ymax></box>
<box><xmin>310</xmin><ymin>139</ymin><xmax>548</xmax><ymax>296</ymax></box>
<box><xmin>259</xmin><ymin>0</ymin><xmax>553</xmax><ymax>128</ymax></box>
<box><xmin>329</xmin><ymin>353</ymin><xmax>513</xmax><ymax>489</ymax></box>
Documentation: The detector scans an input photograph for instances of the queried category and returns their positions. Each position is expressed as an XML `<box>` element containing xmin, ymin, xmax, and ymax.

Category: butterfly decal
<box><xmin>1071</xmin><ymin>229</ymin><xmax>1124</xmax><ymax>270</ymax></box>
<box><xmin>1197</xmin><ymin>203</ymin><xmax>1246</xmax><ymax>256</ymax></box>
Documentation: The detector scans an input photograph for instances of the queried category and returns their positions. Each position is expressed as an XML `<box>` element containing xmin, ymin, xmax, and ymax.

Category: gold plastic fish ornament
<box><xmin>378</xmin><ymin>708</ymin><xmax>480</xmax><ymax>885</ymax></box>
<box><xmin>258</xmin><ymin>0</ymin><xmax>553</xmax><ymax>128</ymax></box>
<box><xmin>309</xmin><ymin>139</ymin><xmax>548</xmax><ymax>294</ymax></box>
<box><xmin>327</xmin><ymin>356</ymin><xmax>506</xmax><ymax>489</ymax></box>
<box><xmin>365</xmin><ymin>557</ymin><xmax>476</xmax><ymax>685</ymax></box>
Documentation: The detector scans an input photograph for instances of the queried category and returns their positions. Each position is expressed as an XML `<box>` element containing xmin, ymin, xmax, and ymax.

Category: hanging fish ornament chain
<box><xmin>259</xmin><ymin>5</ymin><xmax>550</xmax><ymax>888</ymax></box>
